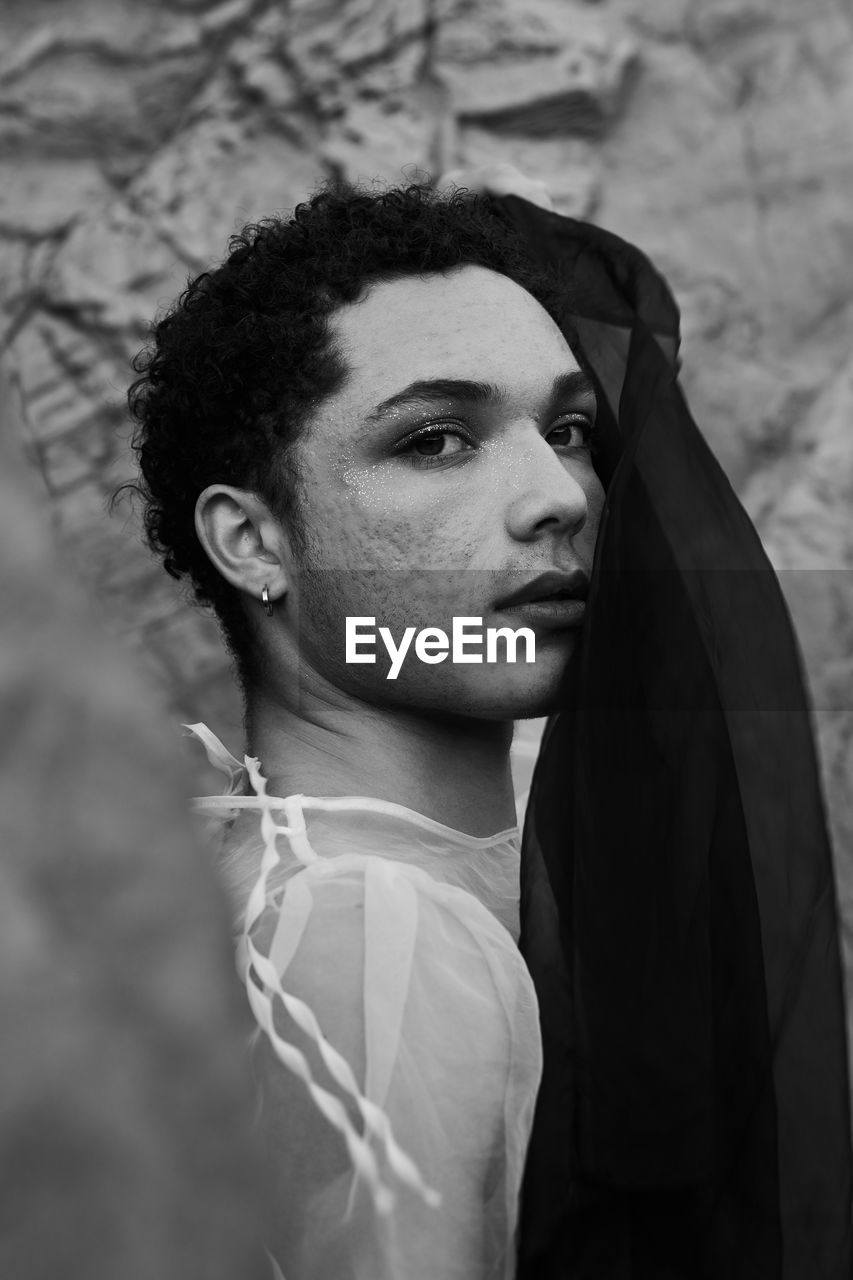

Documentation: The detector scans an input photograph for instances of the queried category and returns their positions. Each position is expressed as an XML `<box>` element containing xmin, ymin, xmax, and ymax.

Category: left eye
<box><xmin>547</xmin><ymin>418</ymin><xmax>594</xmax><ymax>448</ymax></box>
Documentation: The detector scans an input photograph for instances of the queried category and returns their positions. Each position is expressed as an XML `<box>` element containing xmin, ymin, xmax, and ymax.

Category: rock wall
<box><xmin>2</xmin><ymin>0</ymin><xmax>852</xmax><ymax>1034</ymax></box>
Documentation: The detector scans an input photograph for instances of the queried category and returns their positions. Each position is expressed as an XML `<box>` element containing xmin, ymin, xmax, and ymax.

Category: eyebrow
<box><xmin>365</xmin><ymin>370</ymin><xmax>597</xmax><ymax>423</ymax></box>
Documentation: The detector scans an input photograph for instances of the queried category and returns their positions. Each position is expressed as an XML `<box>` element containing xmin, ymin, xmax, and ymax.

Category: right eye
<box><xmin>396</xmin><ymin>426</ymin><xmax>476</xmax><ymax>468</ymax></box>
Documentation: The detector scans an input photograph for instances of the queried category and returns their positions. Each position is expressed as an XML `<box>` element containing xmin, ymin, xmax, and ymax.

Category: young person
<box><xmin>128</xmin><ymin>181</ymin><xmax>603</xmax><ymax>1280</ymax></box>
<box><xmin>127</xmin><ymin>176</ymin><xmax>852</xmax><ymax>1280</ymax></box>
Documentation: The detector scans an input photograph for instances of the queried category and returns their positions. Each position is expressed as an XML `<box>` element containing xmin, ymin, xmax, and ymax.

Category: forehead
<box><xmin>325</xmin><ymin>264</ymin><xmax>577</xmax><ymax>410</ymax></box>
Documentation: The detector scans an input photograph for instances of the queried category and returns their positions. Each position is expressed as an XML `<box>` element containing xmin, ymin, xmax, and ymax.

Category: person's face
<box><xmin>283</xmin><ymin>264</ymin><xmax>605</xmax><ymax>720</ymax></box>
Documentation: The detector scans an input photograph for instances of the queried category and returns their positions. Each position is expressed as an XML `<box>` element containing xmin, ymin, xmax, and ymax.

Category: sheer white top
<box><xmin>188</xmin><ymin>724</ymin><xmax>543</xmax><ymax>1280</ymax></box>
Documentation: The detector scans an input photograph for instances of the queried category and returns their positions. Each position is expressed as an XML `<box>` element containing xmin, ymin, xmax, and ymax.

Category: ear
<box><xmin>194</xmin><ymin>485</ymin><xmax>289</xmax><ymax>609</ymax></box>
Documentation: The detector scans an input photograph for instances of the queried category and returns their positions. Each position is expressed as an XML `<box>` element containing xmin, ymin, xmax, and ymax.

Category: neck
<box><xmin>244</xmin><ymin>678</ymin><xmax>517</xmax><ymax>838</ymax></box>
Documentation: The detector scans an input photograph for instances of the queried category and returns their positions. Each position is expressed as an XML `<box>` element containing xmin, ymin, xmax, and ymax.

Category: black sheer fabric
<box><xmin>490</xmin><ymin>196</ymin><xmax>853</xmax><ymax>1280</ymax></box>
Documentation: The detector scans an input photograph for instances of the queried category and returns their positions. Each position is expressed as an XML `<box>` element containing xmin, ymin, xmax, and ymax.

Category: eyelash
<box><xmin>396</xmin><ymin>418</ymin><xmax>598</xmax><ymax>469</ymax></box>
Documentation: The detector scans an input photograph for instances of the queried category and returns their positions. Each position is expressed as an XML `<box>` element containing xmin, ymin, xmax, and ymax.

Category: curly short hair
<box><xmin>125</xmin><ymin>181</ymin><xmax>566</xmax><ymax>692</ymax></box>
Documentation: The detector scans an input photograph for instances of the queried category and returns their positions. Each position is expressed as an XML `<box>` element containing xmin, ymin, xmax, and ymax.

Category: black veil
<box><xmin>490</xmin><ymin>195</ymin><xmax>853</xmax><ymax>1279</ymax></box>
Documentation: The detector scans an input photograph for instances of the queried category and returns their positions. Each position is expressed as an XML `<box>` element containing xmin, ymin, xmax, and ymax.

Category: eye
<box><xmin>546</xmin><ymin>416</ymin><xmax>596</xmax><ymax>450</ymax></box>
<box><xmin>396</xmin><ymin>426</ymin><xmax>475</xmax><ymax>468</ymax></box>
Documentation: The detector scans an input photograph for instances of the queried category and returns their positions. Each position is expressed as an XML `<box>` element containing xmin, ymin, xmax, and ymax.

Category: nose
<box><xmin>503</xmin><ymin>430</ymin><xmax>590</xmax><ymax>543</ymax></box>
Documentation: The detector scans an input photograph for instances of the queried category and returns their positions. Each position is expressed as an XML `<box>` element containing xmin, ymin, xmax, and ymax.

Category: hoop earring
<box><xmin>261</xmin><ymin>584</ymin><xmax>274</xmax><ymax>617</ymax></box>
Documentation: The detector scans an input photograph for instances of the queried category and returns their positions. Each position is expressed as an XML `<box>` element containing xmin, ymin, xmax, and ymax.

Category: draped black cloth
<box><xmin>490</xmin><ymin>195</ymin><xmax>853</xmax><ymax>1280</ymax></box>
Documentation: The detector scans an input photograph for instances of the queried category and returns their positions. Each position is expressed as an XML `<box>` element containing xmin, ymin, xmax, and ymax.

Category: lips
<box><xmin>494</xmin><ymin>569</ymin><xmax>590</xmax><ymax>611</ymax></box>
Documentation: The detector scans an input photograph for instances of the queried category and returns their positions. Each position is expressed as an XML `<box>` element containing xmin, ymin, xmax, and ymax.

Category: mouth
<box><xmin>494</xmin><ymin>570</ymin><xmax>589</xmax><ymax>631</ymax></box>
<box><xmin>495</xmin><ymin>570</ymin><xmax>589</xmax><ymax>610</ymax></box>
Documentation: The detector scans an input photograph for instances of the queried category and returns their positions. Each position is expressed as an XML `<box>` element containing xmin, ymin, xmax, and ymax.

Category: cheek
<box><xmin>299</xmin><ymin>570</ymin><xmax>469</xmax><ymax>647</ymax></box>
<box><xmin>305</xmin><ymin>468</ymin><xmax>478</xmax><ymax>570</ymax></box>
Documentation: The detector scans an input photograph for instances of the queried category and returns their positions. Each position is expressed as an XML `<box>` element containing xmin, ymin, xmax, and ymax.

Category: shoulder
<box><xmin>252</xmin><ymin>852</ymin><xmax>543</xmax><ymax>1273</ymax></box>
<box><xmin>258</xmin><ymin>852</ymin><xmax>536</xmax><ymax>1032</ymax></box>
<box><xmin>252</xmin><ymin>854</ymin><xmax>540</xmax><ymax>1128</ymax></box>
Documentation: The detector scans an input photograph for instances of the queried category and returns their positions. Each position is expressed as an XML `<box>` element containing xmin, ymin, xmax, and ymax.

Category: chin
<box><xmin>493</xmin><ymin>681</ymin><xmax>567</xmax><ymax>720</ymax></box>
<box><xmin>466</xmin><ymin>643</ymin><xmax>579</xmax><ymax>720</ymax></box>
<box><xmin>421</xmin><ymin>659</ymin><xmax>573</xmax><ymax>723</ymax></box>
<box><xmin>336</xmin><ymin>632</ymin><xmax>578</xmax><ymax>722</ymax></box>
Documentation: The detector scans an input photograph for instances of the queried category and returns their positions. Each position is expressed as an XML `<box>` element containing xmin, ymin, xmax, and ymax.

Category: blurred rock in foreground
<box><xmin>0</xmin><ymin>365</ymin><xmax>268</xmax><ymax>1279</ymax></box>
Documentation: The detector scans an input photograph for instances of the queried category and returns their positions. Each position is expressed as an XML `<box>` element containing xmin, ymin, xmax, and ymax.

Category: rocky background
<box><xmin>1</xmin><ymin>0</ymin><xmax>852</xmax><ymax>1052</ymax></box>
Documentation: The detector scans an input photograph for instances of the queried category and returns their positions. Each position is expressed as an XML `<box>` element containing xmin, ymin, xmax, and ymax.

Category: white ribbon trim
<box><xmin>240</xmin><ymin>752</ymin><xmax>441</xmax><ymax>1217</ymax></box>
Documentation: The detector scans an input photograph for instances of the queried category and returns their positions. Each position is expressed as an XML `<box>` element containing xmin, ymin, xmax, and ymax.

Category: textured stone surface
<box><xmin>437</xmin><ymin>1</ymin><xmax>637</xmax><ymax>136</ymax></box>
<box><xmin>2</xmin><ymin>0</ymin><xmax>851</xmax><ymax>1050</ymax></box>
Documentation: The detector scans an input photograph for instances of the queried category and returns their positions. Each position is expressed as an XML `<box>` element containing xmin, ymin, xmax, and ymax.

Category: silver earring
<box><xmin>261</xmin><ymin>584</ymin><xmax>274</xmax><ymax>617</ymax></box>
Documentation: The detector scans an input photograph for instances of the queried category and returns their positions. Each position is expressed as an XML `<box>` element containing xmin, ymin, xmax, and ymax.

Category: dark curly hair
<box><xmin>124</xmin><ymin>181</ymin><xmax>568</xmax><ymax>692</ymax></box>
